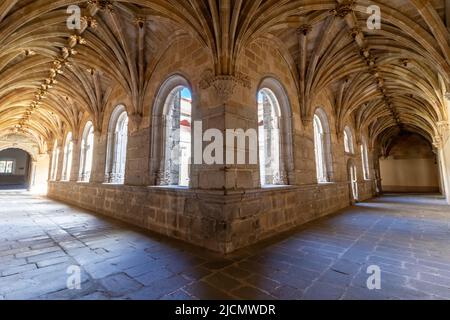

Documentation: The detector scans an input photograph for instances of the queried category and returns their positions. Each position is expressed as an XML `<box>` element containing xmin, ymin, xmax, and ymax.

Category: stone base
<box><xmin>48</xmin><ymin>181</ymin><xmax>375</xmax><ymax>253</ymax></box>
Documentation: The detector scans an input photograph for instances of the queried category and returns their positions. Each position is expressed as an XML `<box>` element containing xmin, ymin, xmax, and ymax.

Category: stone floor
<box><xmin>0</xmin><ymin>191</ymin><xmax>449</xmax><ymax>300</ymax></box>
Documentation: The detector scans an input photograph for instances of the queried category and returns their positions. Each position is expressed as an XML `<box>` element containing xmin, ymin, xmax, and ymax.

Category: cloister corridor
<box><xmin>0</xmin><ymin>190</ymin><xmax>449</xmax><ymax>300</ymax></box>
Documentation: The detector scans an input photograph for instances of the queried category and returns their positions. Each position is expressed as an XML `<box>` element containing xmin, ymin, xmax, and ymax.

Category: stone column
<box><xmin>70</xmin><ymin>139</ymin><xmax>81</xmax><ymax>182</ymax></box>
<box><xmin>56</xmin><ymin>142</ymin><xmax>65</xmax><ymax>181</ymax></box>
<box><xmin>431</xmin><ymin>119</ymin><xmax>450</xmax><ymax>202</ymax></box>
<box><xmin>28</xmin><ymin>160</ymin><xmax>37</xmax><ymax>189</ymax></box>
<box><xmin>373</xmin><ymin>151</ymin><xmax>382</xmax><ymax>195</ymax></box>
<box><xmin>440</xmin><ymin>145</ymin><xmax>450</xmax><ymax>204</ymax></box>
<box><xmin>262</xmin><ymin>95</ymin><xmax>273</xmax><ymax>183</ymax></box>
<box><xmin>30</xmin><ymin>153</ymin><xmax>50</xmax><ymax>194</ymax></box>
<box><xmin>435</xmin><ymin>134</ymin><xmax>450</xmax><ymax>204</ymax></box>
<box><xmin>124</xmin><ymin>113</ymin><xmax>150</xmax><ymax>186</ymax></box>
<box><xmin>191</xmin><ymin>73</ymin><xmax>259</xmax><ymax>190</ymax></box>
<box><xmin>436</xmin><ymin>147</ymin><xmax>446</xmax><ymax>196</ymax></box>
<box><xmin>334</xmin><ymin>132</ymin><xmax>348</xmax><ymax>183</ymax></box>
<box><xmin>47</xmin><ymin>145</ymin><xmax>54</xmax><ymax>181</ymax></box>
<box><xmin>90</xmin><ymin>129</ymin><xmax>107</xmax><ymax>184</ymax></box>
<box><xmin>300</xmin><ymin>118</ymin><xmax>320</xmax><ymax>184</ymax></box>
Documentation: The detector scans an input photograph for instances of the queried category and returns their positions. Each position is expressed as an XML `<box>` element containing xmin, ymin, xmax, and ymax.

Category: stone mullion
<box><xmin>263</xmin><ymin>96</ymin><xmax>273</xmax><ymax>183</ymax></box>
<box><xmin>47</xmin><ymin>146</ymin><xmax>55</xmax><ymax>181</ymax></box>
<box><xmin>169</xmin><ymin>91</ymin><xmax>181</xmax><ymax>185</ymax></box>
<box><xmin>79</xmin><ymin>141</ymin><xmax>86</xmax><ymax>181</ymax></box>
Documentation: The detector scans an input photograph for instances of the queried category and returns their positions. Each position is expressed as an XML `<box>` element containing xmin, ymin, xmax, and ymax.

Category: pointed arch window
<box><xmin>79</xmin><ymin>121</ymin><xmax>95</xmax><ymax>182</ymax></box>
<box><xmin>105</xmin><ymin>105</ymin><xmax>128</xmax><ymax>184</ymax></box>
<box><xmin>61</xmin><ymin>133</ymin><xmax>73</xmax><ymax>181</ymax></box>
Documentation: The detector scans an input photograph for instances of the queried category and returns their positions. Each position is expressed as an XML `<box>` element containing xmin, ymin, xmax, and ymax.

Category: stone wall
<box><xmin>48</xmin><ymin>180</ymin><xmax>366</xmax><ymax>253</ymax></box>
<box><xmin>47</xmin><ymin>33</ymin><xmax>377</xmax><ymax>254</ymax></box>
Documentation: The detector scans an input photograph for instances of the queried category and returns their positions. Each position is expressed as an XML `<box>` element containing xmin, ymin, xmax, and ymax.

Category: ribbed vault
<box><xmin>0</xmin><ymin>0</ymin><xmax>449</xmax><ymax>154</ymax></box>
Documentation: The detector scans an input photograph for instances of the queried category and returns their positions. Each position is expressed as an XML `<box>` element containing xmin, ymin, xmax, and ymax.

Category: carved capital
<box><xmin>212</xmin><ymin>77</ymin><xmax>238</xmax><ymax>102</ymax></box>
<box><xmin>433</xmin><ymin>136</ymin><xmax>443</xmax><ymax>150</ymax></box>
<box><xmin>199</xmin><ymin>69</ymin><xmax>251</xmax><ymax>102</ymax></box>
<box><xmin>438</xmin><ymin>121</ymin><xmax>450</xmax><ymax>132</ymax></box>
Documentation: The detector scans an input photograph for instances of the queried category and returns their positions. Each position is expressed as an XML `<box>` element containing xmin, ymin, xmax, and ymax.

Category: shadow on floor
<box><xmin>0</xmin><ymin>191</ymin><xmax>449</xmax><ymax>300</ymax></box>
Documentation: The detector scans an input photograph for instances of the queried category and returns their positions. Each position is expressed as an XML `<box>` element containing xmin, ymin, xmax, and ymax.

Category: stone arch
<box><xmin>0</xmin><ymin>145</ymin><xmax>37</xmax><ymax>162</ymax></box>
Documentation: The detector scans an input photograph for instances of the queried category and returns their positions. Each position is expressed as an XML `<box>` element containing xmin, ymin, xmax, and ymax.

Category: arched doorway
<box><xmin>0</xmin><ymin>148</ymin><xmax>32</xmax><ymax>190</ymax></box>
<box><xmin>347</xmin><ymin>159</ymin><xmax>358</xmax><ymax>203</ymax></box>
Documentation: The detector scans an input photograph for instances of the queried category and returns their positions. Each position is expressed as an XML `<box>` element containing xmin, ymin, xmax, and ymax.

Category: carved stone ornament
<box><xmin>330</xmin><ymin>0</ymin><xmax>355</xmax><ymax>18</ymax></box>
<box><xmin>437</xmin><ymin>121</ymin><xmax>450</xmax><ymax>146</ymax></box>
<box><xmin>297</xmin><ymin>24</ymin><xmax>312</xmax><ymax>36</ymax></box>
<box><xmin>350</xmin><ymin>27</ymin><xmax>361</xmax><ymax>38</ymax></box>
<box><xmin>200</xmin><ymin>69</ymin><xmax>251</xmax><ymax>102</ymax></box>
<box><xmin>81</xmin><ymin>16</ymin><xmax>98</xmax><ymax>29</ymax></box>
<box><xmin>87</xmin><ymin>0</ymin><xmax>114</xmax><ymax>12</ymax></box>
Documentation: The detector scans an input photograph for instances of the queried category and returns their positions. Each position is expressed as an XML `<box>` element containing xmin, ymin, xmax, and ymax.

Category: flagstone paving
<box><xmin>0</xmin><ymin>191</ymin><xmax>449</xmax><ymax>300</ymax></box>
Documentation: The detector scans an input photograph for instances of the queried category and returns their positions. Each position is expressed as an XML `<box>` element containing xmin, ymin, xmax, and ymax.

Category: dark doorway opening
<box><xmin>0</xmin><ymin>148</ymin><xmax>31</xmax><ymax>190</ymax></box>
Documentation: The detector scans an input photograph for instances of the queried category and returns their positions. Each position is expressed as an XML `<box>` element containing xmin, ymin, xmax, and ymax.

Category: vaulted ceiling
<box><xmin>0</xmin><ymin>0</ymin><xmax>449</xmax><ymax>155</ymax></box>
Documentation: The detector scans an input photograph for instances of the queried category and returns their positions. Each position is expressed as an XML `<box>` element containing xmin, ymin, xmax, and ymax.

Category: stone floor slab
<box><xmin>0</xmin><ymin>191</ymin><xmax>449</xmax><ymax>300</ymax></box>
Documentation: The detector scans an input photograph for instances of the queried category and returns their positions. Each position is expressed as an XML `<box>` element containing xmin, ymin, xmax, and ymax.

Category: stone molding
<box><xmin>199</xmin><ymin>69</ymin><xmax>251</xmax><ymax>102</ymax></box>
